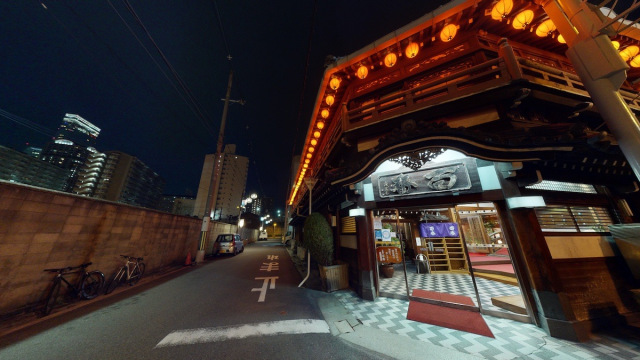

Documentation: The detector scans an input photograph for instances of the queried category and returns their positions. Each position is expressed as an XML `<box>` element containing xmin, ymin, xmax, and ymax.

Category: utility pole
<box><xmin>196</xmin><ymin>70</ymin><xmax>234</xmax><ymax>264</ymax></box>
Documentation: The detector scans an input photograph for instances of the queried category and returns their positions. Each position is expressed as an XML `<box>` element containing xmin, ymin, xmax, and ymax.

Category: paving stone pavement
<box><xmin>332</xmin><ymin>290</ymin><xmax>640</xmax><ymax>360</ymax></box>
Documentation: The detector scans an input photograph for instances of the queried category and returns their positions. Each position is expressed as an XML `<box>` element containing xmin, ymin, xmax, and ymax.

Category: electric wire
<box><xmin>0</xmin><ymin>108</ymin><xmax>55</xmax><ymax>138</ymax></box>
<box><xmin>121</xmin><ymin>0</ymin><xmax>215</xmax><ymax>136</ymax></box>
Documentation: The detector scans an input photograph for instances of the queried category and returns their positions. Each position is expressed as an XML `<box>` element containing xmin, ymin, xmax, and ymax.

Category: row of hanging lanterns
<box><xmin>490</xmin><ymin>0</ymin><xmax>640</xmax><ymax>68</ymax></box>
<box><xmin>290</xmin><ymin>9</ymin><xmax>460</xmax><ymax>205</ymax></box>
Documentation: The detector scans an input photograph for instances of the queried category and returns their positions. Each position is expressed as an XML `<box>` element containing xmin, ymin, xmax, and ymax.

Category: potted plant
<box><xmin>303</xmin><ymin>212</ymin><xmax>348</xmax><ymax>292</ymax></box>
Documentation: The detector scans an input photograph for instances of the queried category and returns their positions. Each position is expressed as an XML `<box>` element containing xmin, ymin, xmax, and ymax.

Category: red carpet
<box><xmin>473</xmin><ymin>263</ymin><xmax>515</xmax><ymax>274</ymax></box>
<box><xmin>407</xmin><ymin>289</ymin><xmax>494</xmax><ymax>338</ymax></box>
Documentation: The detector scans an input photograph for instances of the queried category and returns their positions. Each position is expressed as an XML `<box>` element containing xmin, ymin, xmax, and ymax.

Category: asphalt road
<box><xmin>0</xmin><ymin>240</ymin><xmax>392</xmax><ymax>360</ymax></box>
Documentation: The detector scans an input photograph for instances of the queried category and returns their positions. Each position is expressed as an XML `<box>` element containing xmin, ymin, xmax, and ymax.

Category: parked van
<box><xmin>259</xmin><ymin>230</ymin><xmax>268</xmax><ymax>240</ymax></box>
<box><xmin>214</xmin><ymin>234</ymin><xmax>244</xmax><ymax>255</ymax></box>
<box><xmin>282</xmin><ymin>231</ymin><xmax>292</xmax><ymax>246</ymax></box>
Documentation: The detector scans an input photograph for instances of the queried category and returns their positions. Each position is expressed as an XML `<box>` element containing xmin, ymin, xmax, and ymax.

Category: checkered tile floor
<box><xmin>378</xmin><ymin>263</ymin><xmax>522</xmax><ymax>315</ymax></box>
<box><xmin>334</xmin><ymin>290</ymin><xmax>640</xmax><ymax>360</ymax></box>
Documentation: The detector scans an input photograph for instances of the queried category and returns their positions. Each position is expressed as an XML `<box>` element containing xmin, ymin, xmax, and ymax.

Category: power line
<box><xmin>0</xmin><ymin>108</ymin><xmax>55</xmax><ymax>138</ymax></box>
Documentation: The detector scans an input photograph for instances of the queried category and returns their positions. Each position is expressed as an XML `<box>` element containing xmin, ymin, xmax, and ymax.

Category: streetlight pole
<box><xmin>196</xmin><ymin>70</ymin><xmax>233</xmax><ymax>264</ymax></box>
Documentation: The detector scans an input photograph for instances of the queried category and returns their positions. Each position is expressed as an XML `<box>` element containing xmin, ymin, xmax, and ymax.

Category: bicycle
<box><xmin>41</xmin><ymin>262</ymin><xmax>105</xmax><ymax>316</ymax></box>
<box><xmin>104</xmin><ymin>255</ymin><xmax>146</xmax><ymax>295</ymax></box>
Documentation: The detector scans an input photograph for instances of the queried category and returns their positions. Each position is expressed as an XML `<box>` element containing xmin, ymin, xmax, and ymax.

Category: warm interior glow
<box><xmin>620</xmin><ymin>46</ymin><xmax>640</xmax><ymax>62</ymax></box>
<box><xmin>440</xmin><ymin>24</ymin><xmax>457</xmax><ymax>42</ymax></box>
<box><xmin>384</xmin><ymin>52</ymin><xmax>397</xmax><ymax>67</ymax></box>
<box><xmin>316</xmin><ymin>121</ymin><xmax>325</xmax><ymax>129</ymax></box>
<box><xmin>535</xmin><ymin>19</ymin><xmax>556</xmax><ymax>37</ymax></box>
<box><xmin>325</xmin><ymin>95</ymin><xmax>334</xmax><ymax>106</ymax></box>
<box><xmin>321</xmin><ymin>109</ymin><xmax>329</xmax><ymax>119</ymax></box>
<box><xmin>310</xmin><ymin>139</ymin><xmax>317</xmax><ymax>146</ymax></box>
<box><xmin>612</xmin><ymin>40</ymin><xmax>620</xmax><ymax>50</ymax></box>
<box><xmin>356</xmin><ymin>65</ymin><xmax>368</xmax><ymax>79</ymax></box>
<box><xmin>631</xmin><ymin>56</ymin><xmax>640</xmax><ymax>68</ymax></box>
<box><xmin>405</xmin><ymin>42</ymin><xmax>419</xmax><ymax>58</ymax></box>
<box><xmin>512</xmin><ymin>10</ymin><xmax>534</xmax><ymax>30</ymax></box>
<box><xmin>313</xmin><ymin>131</ymin><xmax>321</xmax><ymax>138</ymax></box>
<box><xmin>557</xmin><ymin>34</ymin><xmax>566</xmax><ymax>44</ymax></box>
<box><xmin>491</xmin><ymin>0</ymin><xmax>513</xmax><ymax>20</ymax></box>
<box><xmin>329</xmin><ymin>77</ymin><xmax>340</xmax><ymax>90</ymax></box>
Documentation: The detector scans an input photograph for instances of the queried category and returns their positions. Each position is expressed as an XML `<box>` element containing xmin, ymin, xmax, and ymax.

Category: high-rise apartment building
<box><xmin>40</xmin><ymin>114</ymin><xmax>101</xmax><ymax>192</ymax></box>
<box><xmin>193</xmin><ymin>144</ymin><xmax>249</xmax><ymax>222</ymax></box>
<box><xmin>248</xmin><ymin>196</ymin><xmax>273</xmax><ymax>216</ymax></box>
<box><xmin>80</xmin><ymin>151</ymin><xmax>165</xmax><ymax>209</ymax></box>
<box><xmin>0</xmin><ymin>145</ymin><xmax>69</xmax><ymax>191</ymax></box>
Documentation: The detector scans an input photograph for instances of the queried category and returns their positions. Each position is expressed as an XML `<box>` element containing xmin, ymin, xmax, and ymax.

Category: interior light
<box><xmin>440</xmin><ymin>24</ymin><xmax>457</xmax><ymax>42</ymax></box>
<box><xmin>384</xmin><ymin>53</ymin><xmax>397</xmax><ymax>67</ymax></box>
<box><xmin>405</xmin><ymin>42</ymin><xmax>419</xmax><ymax>58</ymax></box>
<box><xmin>491</xmin><ymin>0</ymin><xmax>513</xmax><ymax>20</ymax></box>
<box><xmin>620</xmin><ymin>46</ymin><xmax>640</xmax><ymax>62</ymax></box>
<box><xmin>329</xmin><ymin>77</ymin><xmax>340</xmax><ymax>90</ymax></box>
<box><xmin>557</xmin><ymin>34</ymin><xmax>566</xmax><ymax>44</ymax></box>
<box><xmin>325</xmin><ymin>95</ymin><xmax>334</xmax><ymax>106</ymax></box>
<box><xmin>512</xmin><ymin>10</ymin><xmax>534</xmax><ymax>30</ymax></box>
<box><xmin>356</xmin><ymin>65</ymin><xmax>368</xmax><ymax>79</ymax></box>
<box><xmin>631</xmin><ymin>55</ymin><xmax>640</xmax><ymax>68</ymax></box>
<box><xmin>612</xmin><ymin>40</ymin><xmax>620</xmax><ymax>50</ymax></box>
<box><xmin>535</xmin><ymin>19</ymin><xmax>556</xmax><ymax>37</ymax></box>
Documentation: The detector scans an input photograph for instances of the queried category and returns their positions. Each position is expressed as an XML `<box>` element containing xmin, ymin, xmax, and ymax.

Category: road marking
<box><xmin>252</xmin><ymin>276</ymin><xmax>278</xmax><ymax>302</ymax></box>
<box><xmin>155</xmin><ymin>319</ymin><xmax>330</xmax><ymax>348</ymax></box>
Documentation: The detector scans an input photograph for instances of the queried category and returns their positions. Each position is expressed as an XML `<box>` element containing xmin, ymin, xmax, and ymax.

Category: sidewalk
<box><xmin>284</xmin><ymin>245</ymin><xmax>640</xmax><ymax>360</ymax></box>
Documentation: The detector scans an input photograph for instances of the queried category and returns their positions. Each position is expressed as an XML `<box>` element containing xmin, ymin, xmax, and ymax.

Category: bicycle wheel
<box><xmin>128</xmin><ymin>262</ymin><xmax>145</xmax><ymax>285</ymax></box>
<box><xmin>104</xmin><ymin>267</ymin><xmax>125</xmax><ymax>295</ymax></box>
<box><xmin>42</xmin><ymin>279</ymin><xmax>61</xmax><ymax>316</ymax></box>
<box><xmin>81</xmin><ymin>271</ymin><xmax>104</xmax><ymax>299</ymax></box>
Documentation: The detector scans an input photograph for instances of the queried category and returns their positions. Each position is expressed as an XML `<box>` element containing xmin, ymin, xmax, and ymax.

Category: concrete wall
<box><xmin>0</xmin><ymin>181</ymin><xmax>231</xmax><ymax>316</ymax></box>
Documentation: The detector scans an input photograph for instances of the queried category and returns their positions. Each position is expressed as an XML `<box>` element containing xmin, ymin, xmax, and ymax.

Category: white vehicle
<box><xmin>259</xmin><ymin>230</ymin><xmax>268</xmax><ymax>240</ymax></box>
<box><xmin>282</xmin><ymin>231</ymin><xmax>292</xmax><ymax>246</ymax></box>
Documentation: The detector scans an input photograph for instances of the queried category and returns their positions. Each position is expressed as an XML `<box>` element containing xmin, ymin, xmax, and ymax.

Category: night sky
<box><xmin>1</xmin><ymin>1</ymin><xmax>452</xmax><ymax>208</ymax></box>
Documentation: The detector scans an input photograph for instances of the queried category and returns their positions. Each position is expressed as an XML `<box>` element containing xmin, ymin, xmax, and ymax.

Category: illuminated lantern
<box><xmin>306</xmin><ymin>153</ymin><xmax>312</xmax><ymax>159</ymax></box>
<box><xmin>512</xmin><ymin>10</ymin><xmax>534</xmax><ymax>30</ymax></box>
<box><xmin>557</xmin><ymin>34</ymin><xmax>566</xmax><ymax>44</ymax></box>
<box><xmin>325</xmin><ymin>95</ymin><xmax>335</xmax><ymax>106</ymax></box>
<box><xmin>440</xmin><ymin>24</ymin><xmax>457</xmax><ymax>42</ymax></box>
<box><xmin>329</xmin><ymin>77</ymin><xmax>340</xmax><ymax>90</ymax></box>
<box><xmin>631</xmin><ymin>56</ymin><xmax>640</xmax><ymax>68</ymax></box>
<box><xmin>620</xmin><ymin>46</ymin><xmax>639</xmax><ymax>62</ymax></box>
<box><xmin>303</xmin><ymin>164</ymin><xmax>308</xmax><ymax>169</ymax></box>
<box><xmin>535</xmin><ymin>19</ymin><xmax>556</xmax><ymax>37</ymax></box>
<box><xmin>310</xmin><ymin>139</ymin><xmax>317</xmax><ymax>146</ymax></box>
<box><xmin>308</xmin><ymin>147</ymin><xmax>315</xmax><ymax>153</ymax></box>
<box><xmin>384</xmin><ymin>52</ymin><xmax>397</xmax><ymax>67</ymax></box>
<box><xmin>305</xmin><ymin>158</ymin><xmax>310</xmax><ymax>163</ymax></box>
<box><xmin>313</xmin><ymin>131</ymin><xmax>321</xmax><ymax>138</ymax></box>
<box><xmin>321</xmin><ymin>109</ymin><xmax>329</xmax><ymax>119</ymax></box>
<box><xmin>491</xmin><ymin>0</ymin><xmax>513</xmax><ymax>20</ymax></box>
<box><xmin>405</xmin><ymin>42</ymin><xmax>419</xmax><ymax>58</ymax></box>
<box><xmin>356</xmin><ymin>65</ymin><xmax>368</xmax><ymax>79</ymax></box>
<box><xmin>612</xmin><ymin>40</ymin><xmax>620</xmax><ymax>50</ymax></box>
<box><xmin>316</xmin><ymin>121</ymin><xmax>325</xmax><ymax>129</ymax></box>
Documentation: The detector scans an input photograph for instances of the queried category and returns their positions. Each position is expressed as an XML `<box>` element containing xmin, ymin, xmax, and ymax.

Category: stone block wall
<box><xmin>0</xmin><ymin>181</ymin><xmax>221</xmax><ymax>316</ymax></box>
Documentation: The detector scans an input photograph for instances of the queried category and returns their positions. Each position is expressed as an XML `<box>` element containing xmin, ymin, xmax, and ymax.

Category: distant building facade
<box><xmin>40</xmin><ymin>114</ymin><xmax>101</xmax><ymax>192</ymax></box>
<box><xmin>248</xmin><ymin>196</ymin><xmax>273</xmax><ymax>216</ymax></box>
<box><xmin>0</xmin><ymin>145</ymin><xmax>69</xmax><ymax>191</ymax></box>
<box><xmin>158</xmin><ymin>195</ymin><xmax>196</xmax><ymax>216</ymax></box>
<box><xmin>72</xmin><ymin>151</ymin><xmax>164</xmax><ymax>209</ymax></box>
<box><xmin>193</xmin><ymin>144</ymin><xmax>248</xmax><ymax>222</ymax></box>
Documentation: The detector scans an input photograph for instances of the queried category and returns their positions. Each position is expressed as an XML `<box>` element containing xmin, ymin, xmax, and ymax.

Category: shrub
<box><xmin>303</xmin><ymin>212</ymin><xmax>334</xmax><ymax>266</ymax></box>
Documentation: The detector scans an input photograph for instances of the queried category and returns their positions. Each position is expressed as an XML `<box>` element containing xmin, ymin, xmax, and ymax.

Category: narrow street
<box><xmin>0</xmin><ymin>240</ymin><xmax>391</xmax><ymax>360</ymax></box>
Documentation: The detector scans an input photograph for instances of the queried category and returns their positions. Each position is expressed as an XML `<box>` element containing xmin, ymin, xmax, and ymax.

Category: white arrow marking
<box><xmin>155</xmin><ymin>319</ymin><xmax>330</xmax><ymax>348</ymax></box>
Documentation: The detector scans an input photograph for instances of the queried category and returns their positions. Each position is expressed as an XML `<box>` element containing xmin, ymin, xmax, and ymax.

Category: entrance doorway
<box><xmin>373</xmin><ymin>203</ymin><xmax>530</xmax><ymax>323</ymax></box>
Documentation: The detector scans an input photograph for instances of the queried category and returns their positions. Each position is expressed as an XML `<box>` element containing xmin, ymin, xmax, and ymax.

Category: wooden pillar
<box><xmin>355</xmin><ymin>197</ymin><xmax>377</xmax><ymax>301</ymax></box>
<box><xmin>495</xmin><ymin>162</ymin><xmax>583</xmax><ymax>340</ymax></box>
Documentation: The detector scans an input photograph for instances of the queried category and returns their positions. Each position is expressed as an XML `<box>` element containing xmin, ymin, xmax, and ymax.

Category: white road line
<box><xmin>155</xmin><ymin>319</ymin><xmax>330</xmax><ymax>348</ymax></box>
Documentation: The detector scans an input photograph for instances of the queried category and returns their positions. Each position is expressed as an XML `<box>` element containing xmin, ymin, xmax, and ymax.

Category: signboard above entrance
<box><xmin>371</xmin><ymin>158</ymin><xmax>481</xmax><ymax>201</ymax></box>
